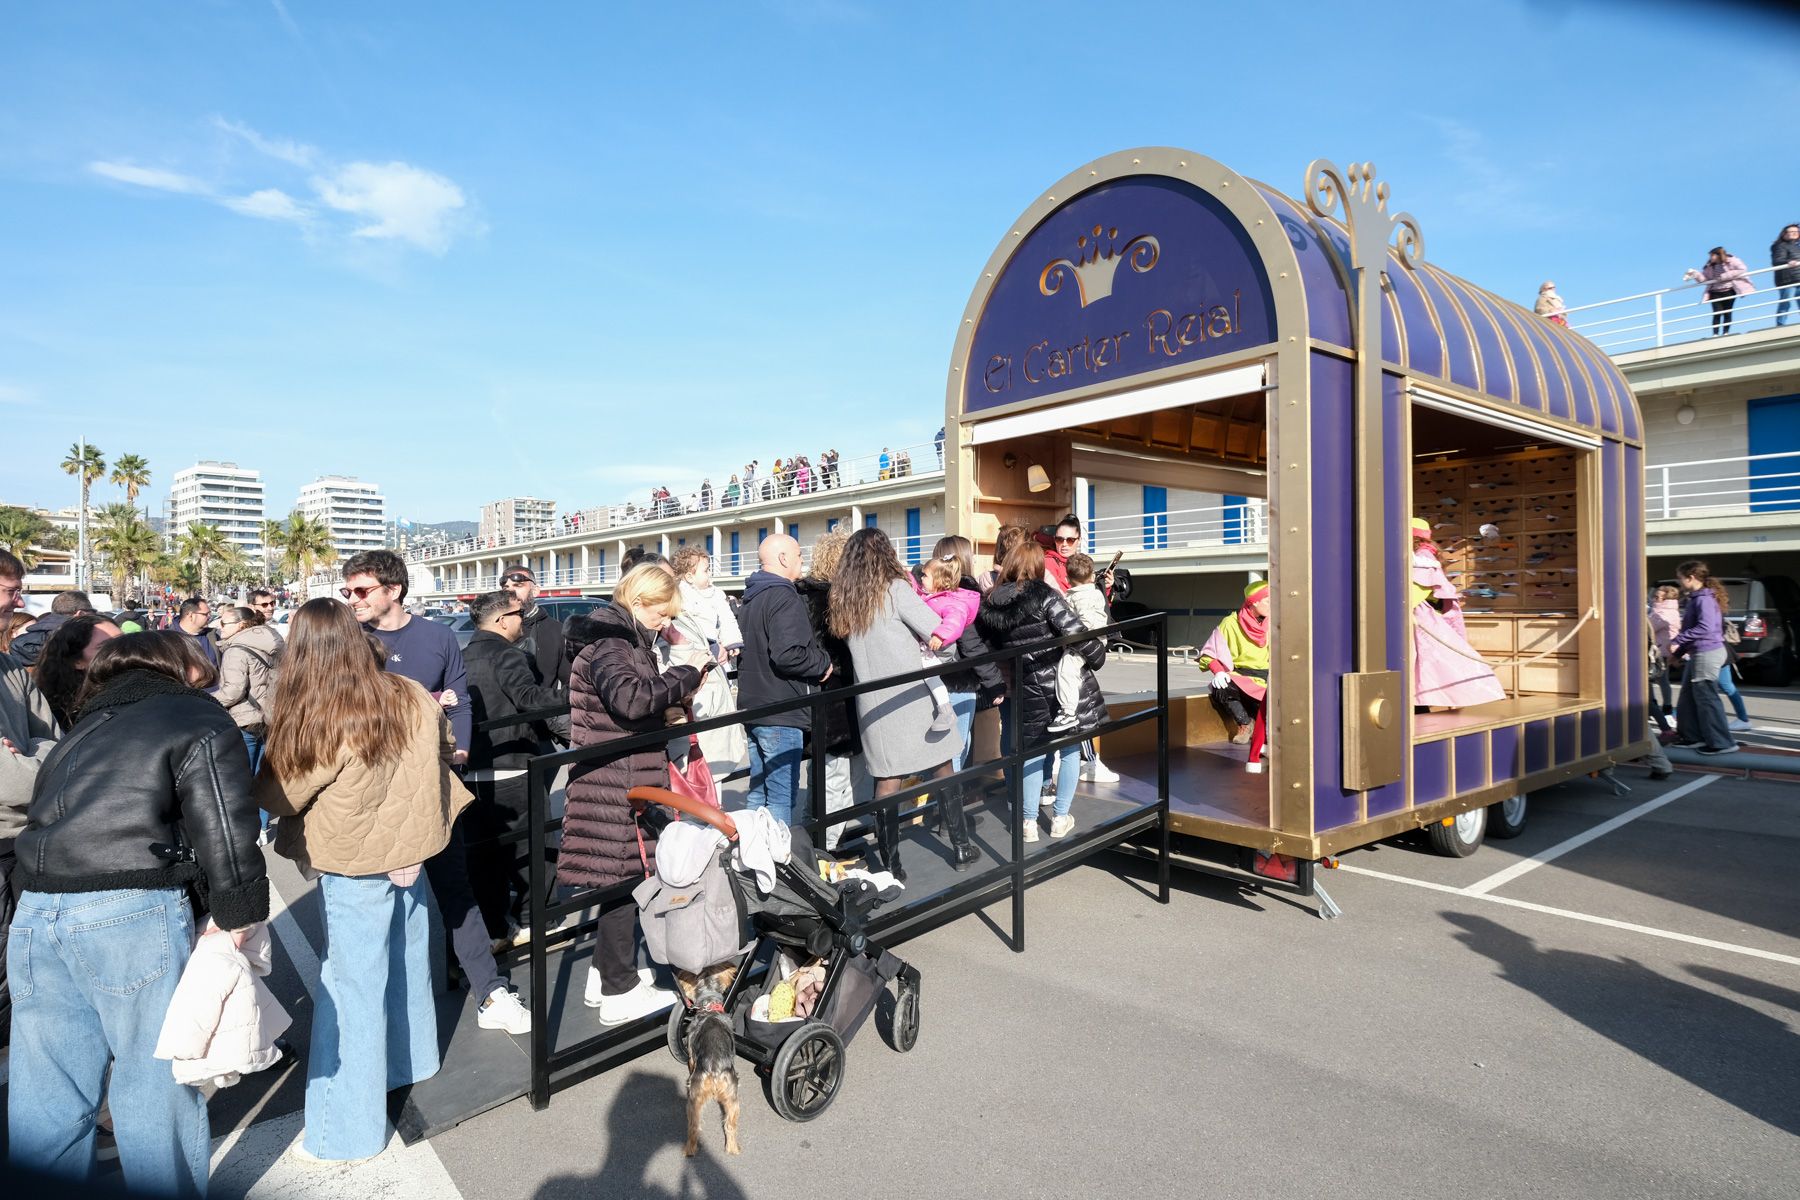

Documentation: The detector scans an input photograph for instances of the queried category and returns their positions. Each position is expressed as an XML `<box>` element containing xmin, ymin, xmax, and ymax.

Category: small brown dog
<box><xmin>676</xmin><ymin>965</ymin><xmax>741</xmax><ymax>1156</ymax></box>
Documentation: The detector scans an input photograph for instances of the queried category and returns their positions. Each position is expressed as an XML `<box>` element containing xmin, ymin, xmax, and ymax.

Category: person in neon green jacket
<box><xmin>1199</xmin><ymin>580</ymin><xmax>1270</xmax><ymax>769</ymax></box>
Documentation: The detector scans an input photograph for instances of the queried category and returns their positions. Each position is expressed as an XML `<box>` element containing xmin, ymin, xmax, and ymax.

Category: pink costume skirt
<box><xmin>1413</xmin><ymin>602</ymin><xmax>1507</xmax><ymax>709</ymax></box>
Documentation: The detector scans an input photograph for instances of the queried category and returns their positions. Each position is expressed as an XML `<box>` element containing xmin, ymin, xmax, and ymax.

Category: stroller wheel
<box><xmin>767</xmin><ymin>1021</ymin><xmax>846</xmax><ymax>1122</ymax></box>
<box><xmin>666</xmin><ymin>1002</ymin><xmax>695</xmax><ymax>1064</ymax></box>
<box><xmin>891</xmin><ymin>982</ymin><xmax>920</xmax><ymax>1053</ymax></box>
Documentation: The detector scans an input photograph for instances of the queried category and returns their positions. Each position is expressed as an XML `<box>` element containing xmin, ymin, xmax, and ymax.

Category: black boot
<box><xmin>939</xmin><ymin>785</ymin><xmax>980</xmax><ymax>872</ymax></box>
<box><xmin>879</xmin><ymin>808</ymin><xmax>906</xmax><ymax>884</ymax></box>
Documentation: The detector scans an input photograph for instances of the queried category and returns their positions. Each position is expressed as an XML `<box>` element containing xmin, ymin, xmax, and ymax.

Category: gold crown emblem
<box><xmin>1038</xmin><ymin>225</ymin><xmax>1160</xmax><ymax>308</ymax></box>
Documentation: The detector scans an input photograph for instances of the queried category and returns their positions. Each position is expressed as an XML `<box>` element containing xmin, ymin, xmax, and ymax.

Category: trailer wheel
<box><xmin>1426</xmin><ymin>806</ymin><xmax>1486</xmax><ymax>858</ymax></box>
<box><xmin>1486</xmin><ymin>793</ymin><xmax>1528</xmax><ymax>840</ymax></box>
<box><xmin>768</xmin><ymin>1022</ymin><xmax>846</xmax><ymax>1122</ymax></box>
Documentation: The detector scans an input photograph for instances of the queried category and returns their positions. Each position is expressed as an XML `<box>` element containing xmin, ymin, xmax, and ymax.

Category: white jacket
<box><xmin>678</xmin><ymin>580</ymin><xmax>743</xmax><ymax>653</ymax></box>
<box><xmin>153</xmin><ymin>920</ymin><xmax>292</xmax><ymax>1088</ymax></box>
<box><xmin>1065</xmin><ymin>583</ymin><xmax>1110</xmax><ymax>632</ymax></box>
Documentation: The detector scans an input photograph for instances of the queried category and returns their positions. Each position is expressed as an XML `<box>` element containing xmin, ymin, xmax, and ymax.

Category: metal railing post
<box><xmin>807</xmin><ymin>688</ymin><xmax>828</xmax><ymax>848</ymax></box>
<box><xmin>1654</xmin><ymin>293</ymin><xmax>1664</xmax><ymax>347</ymax></box>
<box><xmin>1155</xmin><ymin>613</ymin><xmax>1171</xmax><ymax>905</ymax></box>
<box><xmin>1659</xmin><ymin>466</ymin><xmax>1671</xmax><ymax>521</ymax></box>
<box><xmin>1008</xmin><ymin>658</ymin><xmax>1026</xmax><ymax>953</ymax></box>
<box><xmin>526</xmin><ymin>759</ymin><xmax>551</xmax><ymax>1110</ymax></box>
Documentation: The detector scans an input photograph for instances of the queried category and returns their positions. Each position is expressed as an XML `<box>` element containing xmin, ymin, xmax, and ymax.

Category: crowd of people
<box><xmin>0</xmin><ymin>512</ymin><xmax>1128</xmax><ymax>1188</ymax></box>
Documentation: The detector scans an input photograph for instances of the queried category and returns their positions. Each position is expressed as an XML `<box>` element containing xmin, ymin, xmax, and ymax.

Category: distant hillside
<box><xmin>423</xmin><ymin>520</ymin><xmax>476</xmax><ymax>537</ymax></box>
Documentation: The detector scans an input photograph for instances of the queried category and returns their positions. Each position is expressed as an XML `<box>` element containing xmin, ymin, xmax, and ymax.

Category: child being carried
<box><xmin>1048</xmin><ymin>554</ymin><xmax>1108</xmax><ymax>735</ymax></box>
<box><xmin>916</xmin><ymin>557</ymin><xmax>982</xmax><ymax>735</ymax></box>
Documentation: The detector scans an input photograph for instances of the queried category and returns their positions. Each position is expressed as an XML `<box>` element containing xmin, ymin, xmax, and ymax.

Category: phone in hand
<box><xmin>1107</xmin><ymin>550</ymin><xmax>1123</xmax><ymax>572</ymax></box>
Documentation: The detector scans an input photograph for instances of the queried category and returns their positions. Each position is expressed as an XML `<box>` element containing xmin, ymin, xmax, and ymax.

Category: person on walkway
<box><xmin>724</xmin><ymin>474</ymin><xmax>741</xmax><ymax>508</ymax></box>
<box><xmin>216</xmin><ymin>605</ymin><xmax>282</xmax><ymax>777</ymax></box>
<box><xmin>796</xmin><ymin>531</ymin><xmax>861</xmax><ymax>853</ymax></box>
<box><xmin>935</xmin><ymin>425</ymin><xmax>945</xmax><ymax>467</ymax></box>
<box><xmin>699</xmin><ymin>478</ymin><xmax>713</xmax><ymax>512</ymax></box>
<box><xmin>0</xmin><ymin>609</ymin><xmax>32</xmax><ymax>654</ymax></box>
<box><xmin>878</xmin><ymin>447</ymin><xmax>892</xmax><ymax>481</ymax></box>
<box><xmin>12</xmin><ymin>631</ymin><xmax>265</xmax><ymax>1195</ymax></box>
<box><xmin>342</xmin><ymin>549</ymin><xmax>531</xmax><ymax>1035</ymax></box>
<box><xmin>170</xmin><ymin>596</ymin><xmax>220</xmax><ymax>682</ymax></box>
<box><xmin>33</xmin><ymin>614</ymin><xmax>122</xmax><ymax>730</ymax></box>
<box><xmin>1684</xmin><ymin>247</ymin><xmax>1755</xmax><ymax>336</ymax></box>
<box><xmin>738</xmin><ymin>534</ymin><xmax>833</xmax><ymax>829</ymax></box>
<box><xmin>1773</xmin><ymin>223</ymin><xmax>1800</xmax><ymax>327</ymax></box>
<box><xmin>976</xmin><ymin>539</ymin><xmax>1105</xmax><ymax>842</ymax></box>
<box><xmin>561</xmin><ymin>563</ymin><xmax>700</xmax><ymax>1024</ymax></box>
<box><xmin>462</xmin><ymin>590</ymin><xmax>569</xmax><ymax>945</ymax></box>
<box><xmin>1</xmin><ymin>549</ymin><xmax>59</xmax><ymax>1059</ymax></box>
<box><xmin>1714</xmin><ymin>625</ymin><xmax>1753</xmax><ymax>733</ymax></box>
<box><xmin>1034</xmin><ymin>516</ymin><xmax>1121</xmax><ymax>784</ymax></box>
<box><xmin>8</xmin><ymin>589</ymin><xmax>99</xmax><ymax>667</ymax></box>
<box><xmin>1411</xmin><ymin>517</ymin><xmax>1507</xmax><ymax>709</ymax></box>
<box><xmin>249</xmin><ymin>589</ymin><xmax>281</xmax><ymax>639</ymax></box>
<box><xmin>1048</xmin><ymin>553</ymin><xmax>1109</xmax><ymax>737</ymax></box>
<box><xmin>1200</xmin><ymin>580</ymin><xmax>1272</xmax><ymax>770</ymax></box>
<box><xmin>1668</xmin><ymin>559</ymin><xmax>1739</xmax><ymax>755</ymax></box>
<box><xmin>257</xmin><ymin>600</ymin><xmax>472</xmax><ymax>1162</ymax></box>
<box><xmin>1648</xmin><ymin>585</ymin><xmax>1681</xmax><ymax>717</ymax></box>
<box><xmin>925</xmin><ymin>536</ymin><xmax>1005</xmax><ymax>780</ymax></box>
<box><xmin>1534</xmin><ymin>281</ymin><xmax>1568</xmax><ymax>325</ymax></box>
<box><xmin>501</xmin><ymin>564</ymin><xmax>567</xmax><ymax>691</ymax></box>
<box><xmin>669</xmin><ymin>546</ymin><xmax>745</xmax><ymax>768</ymax></box>
<box><xmin>831</xmin><ymin>528</ymin><xmax>971</xmax><ymax>875</ymax></box>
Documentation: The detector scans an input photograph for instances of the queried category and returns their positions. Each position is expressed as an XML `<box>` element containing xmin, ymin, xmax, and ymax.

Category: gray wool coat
<box><xmin>844</xmin><ymin>579</ymin><xmax>963</xmax><ymax>779</ymax></box>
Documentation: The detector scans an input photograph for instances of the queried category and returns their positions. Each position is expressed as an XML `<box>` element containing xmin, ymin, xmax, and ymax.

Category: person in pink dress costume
<box><xmin>1411</xmin><ymin>517</ymin><xmax>1507</xmax><ymax>709</ymax></box>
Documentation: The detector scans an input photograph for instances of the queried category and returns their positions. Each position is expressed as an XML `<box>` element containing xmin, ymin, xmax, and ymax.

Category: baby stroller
<box><xmin>627</xmin><ymin>786</ymin><xmax>922</xmax><ymax>1122</ymax></box>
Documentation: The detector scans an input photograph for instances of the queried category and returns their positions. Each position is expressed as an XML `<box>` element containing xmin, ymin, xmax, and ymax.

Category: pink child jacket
<box><xmin>917</xmin><ymin>584</ymin><xmax>981</xmax><ymax>645</ymax></box>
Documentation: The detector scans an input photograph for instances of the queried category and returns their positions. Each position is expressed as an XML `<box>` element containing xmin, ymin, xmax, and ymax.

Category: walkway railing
<box><xmin>1084</xmin><ymin>499</ymin><xmax>1268</xmax><ymax>553</ymax></box>
<box><xmin>1644</xmin><ymin>449</ymin><xmax>1800</xmax><ymax>521</ymax></box>
<box><xmin>1566</xmin><ymin>264</ymin><xmax>1797</xmax><ymax>353</ymax></box>
<box><xmin>483</xmin><ymin>611</ymin><xmax>1173</xmax><ymax>1109</ymax></box>
<box><xmin>410</xmin><ymin>439</ymin><xmax>944</xmax><ymax>563</ymax></box>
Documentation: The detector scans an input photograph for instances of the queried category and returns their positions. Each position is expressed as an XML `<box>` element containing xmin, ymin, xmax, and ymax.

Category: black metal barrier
<box><xmin>473</xmin><ymin>609</ymin><xmax>1173</xmax><ymax>1110</ymax></box>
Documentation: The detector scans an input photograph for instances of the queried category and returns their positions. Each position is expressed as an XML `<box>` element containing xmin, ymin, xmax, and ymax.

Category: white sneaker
<box><xmin>596</xmin><ymin>979</ymin><xmax>678</xmax><ymax>1026</ymax></box>
<box><xmin>1082</xmin><ymin>757</ymin><xmax>1120</xmax><ymax>784</ymax></box>
<box><xmin>585</xmin><ymin>965</ymin><xmax>659</xmax><ymax>1006</ymax></box>
<box><xmin>288</xmin><ymin>1132</ymin><xmax>383</xmax><ymax>1166</ymax></box>
<box><xmin>1021</xmin><ymin>821</ymin><xmax>1040</xmax><ymax>844</ymax></box>
<box><xmin>478</xmin><ymin>986</ymin><xmax>532</xmax><ymax>1035</ymax></box>
<box><xmin>1048</xmin><ymin>813</ymin><xmax>1075</xmax><ymax>838</ymax></box>
<box><xmin>1244</xmin><ymin>761</ymin><xmax>1264</xmax><ymax>774</ymax></box>
<box><xmin>1728</xmin><ymin>718</ymin><xmax>1753</xmax><ymax>732</ymax></box>
<box><xmin>1045</xmin><ymin>713</ymin><xmax>1077</xmax><ymax>734</ymax></box>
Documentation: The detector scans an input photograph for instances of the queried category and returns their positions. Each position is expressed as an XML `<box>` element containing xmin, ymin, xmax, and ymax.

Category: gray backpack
<box><xmin>632</xmin><ymin>850</ymin><xmax>753</xmax><ymax>974</ymax></box>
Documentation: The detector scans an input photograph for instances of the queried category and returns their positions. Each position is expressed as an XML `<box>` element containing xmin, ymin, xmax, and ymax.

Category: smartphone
<box><xmin>1107</xmin><ymin>551</ymin><xmax>1123</xmax><ymax>572</ymax></box>
<box><xmin>700</xmin><ymin>659</ymin><xmax>720</xmax><ymax>676</ymax></box>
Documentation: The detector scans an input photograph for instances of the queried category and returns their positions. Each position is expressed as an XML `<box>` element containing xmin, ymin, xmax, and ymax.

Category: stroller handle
<box><xmin>627</xmin><ymin>785</ymin><xmax>738</xmax><ymax>841</ymax></box>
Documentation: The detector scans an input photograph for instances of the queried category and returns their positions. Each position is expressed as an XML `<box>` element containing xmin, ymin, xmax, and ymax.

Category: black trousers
<box><xmin>465</xmin><ymin>775</ymin><xmax>532</xmax><ymax>939</ymax></box>
<box><xmin>1709</xmin><ymin>293</ymin><xmax>1737</xmax><ymax>335</ymax></box>
<box><xmin>591</xmin><ymin>902</ymin><xmax>642</xmax><ymax>996</ymax></box>
<box><xmin>1209</xmin><ymin>680</ymin><xmax>1263</xmax><ymax>729</ymax></box>
<box><xmin>424</xmin><ymin>819</ymin><xmax>504</xmax><ymax>1001</ymax></box>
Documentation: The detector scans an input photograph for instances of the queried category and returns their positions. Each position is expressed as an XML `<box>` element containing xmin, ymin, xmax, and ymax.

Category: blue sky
<box><xmin>2</xmin><ymin>0</ymin><xmax>1793</xmax><ymax>524</ymax></box>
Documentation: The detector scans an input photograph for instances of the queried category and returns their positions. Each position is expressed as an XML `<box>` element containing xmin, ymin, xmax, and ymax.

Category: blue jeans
<box><xmin>1715</xmin><ymin>658</ymin><xmax>1749</xmax><ymax>721</ymax></box>
<box><xmin>1021</xmin><ymin>742</ymin><xmax>1080</xmax><ymax>821</ymax></box>
<box><xmin>948</xmin><ymin>691</ymin><xmax>978</xmax><ymax>772</ymax></box>
<box><xmin>241</xmin><ymin>730</ymin><xmax>268</xmax><ymax>831</ymax></box>
<box><xmin>306</xmin><ymin>871</ymin><xmax>439</xmax><ymax>1161</ymax></box>
<box><xmin>746</xmin><ymin>724</ymin><xmax>806</xmax><ymax>827</ymax></box>
<box><xmin>8</xmin><ymin>888</ymin><xmax>208</xmax><ymax>1197</ymax></box>
<box><xmin>1777</xmin><ymin>283</ymin><xmax>1797</xmax><ymax>326</ymax></box>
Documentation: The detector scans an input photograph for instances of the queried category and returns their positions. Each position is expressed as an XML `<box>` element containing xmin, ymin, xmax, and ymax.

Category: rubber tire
<box><xmin>1426</xmin><ymin>805</ymin><xmax>1487</xmax><ymax>858</ymax></box>
<box><xmin>1486</xmin><ymin>793</ymin><xmax>1528</xmax><ymax>840</ymax></box>
<box><xmin>666</xmin><ymin>1002</ymin><xmax>694</xmax><ymax>1065</ymax></box>
<box><xmin>891</xmin><ymin>984</ymin><xmax>920</xmax><ymax>1054</ymax></box>
<box><xmin>767</xmin><ymin>1021</ymin><xmax>846</xmax><ymax>1123</ymax></box>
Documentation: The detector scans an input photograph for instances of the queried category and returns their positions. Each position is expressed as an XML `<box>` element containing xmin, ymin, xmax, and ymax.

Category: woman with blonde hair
<box><xmin>668</xmin><ymin>545</ymin><xmax>744</xmax><ymax>766</ymax></box>
<box><xmin>256</xmin><ymin>598</ymin><xmax>473</xmax><ymax>1162</ymax></box>
<box><xmin>560</xmin><ymin>563</ymin><xmax>703</xmax><ymax>1024</ymax></box>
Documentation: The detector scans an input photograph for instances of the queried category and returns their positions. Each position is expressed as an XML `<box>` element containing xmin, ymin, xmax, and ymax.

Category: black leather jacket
<box><xmin>464</xmin><ymin>630</ymin><xmax>570</xmax><ymax>771</ymax></box>
<box><xmin>15</xmin><ymin>670</ymin><xmax>268</xmax><ymax>930</ymax></box>
<box><xmin>976</xmin><ymin>579</ymin><xmax>1108</xmax><ymax>744</ymax></box>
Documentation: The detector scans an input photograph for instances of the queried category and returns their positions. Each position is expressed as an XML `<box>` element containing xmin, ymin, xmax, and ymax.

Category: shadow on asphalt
<box><xmin>531</xmin><ymin>1070</ymin><xmax>749</xmax><ymax>1200</ymax></box>
<box><xmin>1445</xmin><ymin>912</ymin><xmax>1800</xmax><ymax>1136</ymax></box>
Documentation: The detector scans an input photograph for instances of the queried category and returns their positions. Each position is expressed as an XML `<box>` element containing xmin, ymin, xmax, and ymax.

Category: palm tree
<box><xmin>261</xmin><ymin>519</ymin><xmax>288</xmax><ymax>585</ymax></box>
<box><xmin>278</xmin><ymin>511</ymin><xmax>335</xmax><ymax>583</ymax></box>
<box><xmin>0</xmin><ymin>506</ymin><xmax>53</xmax><ymax>566</ymax></box>
<box><xmin>110</xmin><ymin>454</ymin><xmax>152</xmax><ymax>512</ymax></box>
<box><xmin>60</xmin><ymin>442</ymin><xmax>106</xmax><ymax>586</ymax></box>
<box><xmin>93</xmin><ymin>504</ymin><xmax>160</xmax><ymax>605</ymax></box>
<box><xmin>176</xmin><ymin>522</ymin><xmax>231</xmax><ymax>598</ymax></box>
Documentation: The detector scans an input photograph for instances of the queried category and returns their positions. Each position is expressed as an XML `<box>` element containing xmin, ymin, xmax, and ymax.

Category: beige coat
<box><xmin>216</xmin><ymin>623</ymin><xmax>282</xmax><ymax>730</ymax></box>
<box><xmin>153</xmin><ymin>920</ymin><xmax>291</xmax><ymax>1088</ymax></box>
<box><xmin>255</xmin><ymin>677</ymin><xmax>473</xmax><ymax>876</ymax></box>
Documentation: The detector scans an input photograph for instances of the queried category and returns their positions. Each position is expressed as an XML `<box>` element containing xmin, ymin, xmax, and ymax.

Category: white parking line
<box><xmin>1337</xmin><ymin>862</ymin><xmax>1800</xmax><ymax>967</ymax></box>
<box><xmin>1464</xmin><ymin>775</ymin><xmax>1720</xmax><ymax>896</ymax></box>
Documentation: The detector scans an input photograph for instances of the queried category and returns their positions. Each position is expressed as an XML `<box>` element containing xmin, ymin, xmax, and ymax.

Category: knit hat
<box><xmin>1409</xmin><ymin>517</ymin><xmax>1431</xmax><ymax>538</ymax></box>
<box><xmin>1243</xmin><ymin>580</ymin><xmax>1270</xmax><ymax>604</ymax></box>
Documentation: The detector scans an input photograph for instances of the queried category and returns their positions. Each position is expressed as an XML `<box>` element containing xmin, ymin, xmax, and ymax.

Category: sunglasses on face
<box><xmin>502</xmin><ymin>574</ymin><xmax>533</xmax><ymax>585</ymax></box>
<box><xmin>1054</xmin><ymin>536</ymin><xmax>1079</xmax><ymax>545</ymax></box>
<box><xmin>339</xmin><ymin>585</ymin><xmax>387</xmax><ymax>601</ymax></box>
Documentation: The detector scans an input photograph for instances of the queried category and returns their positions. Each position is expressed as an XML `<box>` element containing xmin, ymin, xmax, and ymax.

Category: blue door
<box><xmin>1142</xmin><ymin>486</ymin><xmax>1168</xmax><ymax>550</ymax></box>
<box><xmin>865</xmin><ymin>513</ymin><xmax>878</xmax><ymax>529</ymax></box>
<box><xmin>597</xmin><ymin>549</ymin><xmax>606</xmax><ymax>582</ymax></box>
<box><xmin>705</xmin><ymin>534</ymin><xmax>713</xmax><ymax>555</ymax></box>
<box><xmin>827</xmin><ymin>517</ymin><xmax>840</xmax><ymax>532</ymax></box>
<box><xmin>1086</xmin><ymin>487</ymin><xmax>1096</xmax><ymax>552</ymax></box>
<box><xmin>1748</xmin><ymin>395</ymin><xmax>1800</xmax><ymax>512</ymax></box>
<box><xmin>1222</xmin><ymin>494</ymin><xmax>1247</xmax><ymax>544</ymax></box>
<box><xmin>730</xmin><ymin>532</ymin><xmax>740</xmax><ymax>575</ymax></box>
<box><xmin>788</xmin><ymin>522</ymin><xmax>800</xmax><ymax>541</ymax></box>
<box><xmin>906</xmin><ymin>507</ymin><xmax>921</xmax><ymax>563</ymax></box>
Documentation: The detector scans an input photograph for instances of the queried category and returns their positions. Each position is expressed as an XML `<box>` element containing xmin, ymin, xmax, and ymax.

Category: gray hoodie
<box><xmin>1</xmin><ymin>649</ymin><xmax>61</xmax><ymax>840</ymax></box>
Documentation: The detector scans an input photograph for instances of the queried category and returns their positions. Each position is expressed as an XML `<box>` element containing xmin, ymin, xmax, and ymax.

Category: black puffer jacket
<box><xmin>976</xmin><ymin>579</ymin><xmax>1107</xmax><ymax>744</ymax></box>
<box><xmin>16</xmin><ymin>670</ymin><xmax>268</xmax><ymax>930</ymax></box>
<box><xmin>463</xmin><ymin>630</ymin><xmax>569</xmax><ymax>772</ymax></box>
<box><xmin>794</xmin><ymin>576</ymin><xmax>860</xmax><ymax>756</ymax></box>
<box><xmin>558</xmin><ymin>607</ymin><xmax>701</xmax><ymax>890</ymax></box>
<box><xmin>1773</xmin><ymin>229</ymin><xmax>1800</xmax><ymax>287</ymax></box>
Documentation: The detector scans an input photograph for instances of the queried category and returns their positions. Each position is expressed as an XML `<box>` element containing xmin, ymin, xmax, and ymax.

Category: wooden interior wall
<box><xmin>1415</xmin><ymin>447</ymin><xmax>1580</xmax><ymax>614</ymax></box>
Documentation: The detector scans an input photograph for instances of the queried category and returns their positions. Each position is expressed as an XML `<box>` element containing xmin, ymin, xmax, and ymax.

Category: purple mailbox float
<box><xmin>946</xmin><ymin>148</ymin><xmax>1648</xmax><ymax>894</ymax></box>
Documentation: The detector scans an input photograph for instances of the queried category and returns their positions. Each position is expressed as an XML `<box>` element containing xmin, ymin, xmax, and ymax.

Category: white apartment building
<box><xmin>298</xmin><ymin>476</ymin><xmax>387</xmax><ymax>563</ymax></box>
<box><xmin>479</xmin><ymin>497</ymin><xmax>557</xmax><ymax>546</ymax></box>
<box><xmin>167</xmin><ymin>462</ymin><xmax>266</xmax><ymax>562</ymax></box>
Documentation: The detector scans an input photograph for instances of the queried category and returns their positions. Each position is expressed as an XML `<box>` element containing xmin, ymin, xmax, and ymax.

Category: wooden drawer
<box><xmin>1517</xmin><ymin>658</ymin><xmax>1579</xmax><ymax>694</ymax></box>
<box><xmin>1463</xmin><ymin>617</ymin><xmax>1515</xmax><ymax>654</ymax></box>
<box><xmin>1521</xmin><ymin>456</ymin><xmax>1576</xmax><ymax>489</ymax></box>
<box><xmin>1517</xmin><ymin>617</ymin><xmax>1578</xmax><ymax>653</ymax></box>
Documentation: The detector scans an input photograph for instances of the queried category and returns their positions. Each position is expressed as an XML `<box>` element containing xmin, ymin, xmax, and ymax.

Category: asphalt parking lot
<box><xmin>166</xmin><ymin>760</ymin><xmax>1799</xmax><ymax>1200</ymax></box>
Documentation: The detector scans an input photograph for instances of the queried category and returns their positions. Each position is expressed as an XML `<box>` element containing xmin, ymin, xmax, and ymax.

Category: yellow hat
<box><xmin>1410</xmin><ymin>516</ymin><xmax>1431</xmax><ymax>538</ymax></box>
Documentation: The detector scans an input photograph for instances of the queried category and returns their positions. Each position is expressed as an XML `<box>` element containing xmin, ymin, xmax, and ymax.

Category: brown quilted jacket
<box><xmin>255</xmin><ymin>677</ymin><xmax>474</xmax><ymax>876</ymax></box>
<box><xmin>558</xmin><ymin>604</ymin><xmax>701</xmax><ymax>890</ymax></box>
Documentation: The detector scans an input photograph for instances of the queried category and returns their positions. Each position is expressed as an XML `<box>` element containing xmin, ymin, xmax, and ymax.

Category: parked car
<box><xmin>1657</xmin><ymin>574</ymin><xmax>1799</xmax><ymax>685</ymax></box>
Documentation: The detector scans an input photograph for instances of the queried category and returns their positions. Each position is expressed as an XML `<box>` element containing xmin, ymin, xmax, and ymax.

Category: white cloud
<box><xmin>88</xmin><ymin>161</ymin><xmax>211</xmax><ymax>195</ymax></box>
<box><xmin>0</xmin><ymin>383</ymin><xmax>36</xmax><ymax>406</ymax></box>
<box><xmin>312</xmin><ymin>162</ymin><xmax>469</xmax><ymax>253</ymax></box>
<box><xmin>222</xmin><ymin>188</ymin><xmax>309</xmax><ymax>222</ymax></box>
<box><xmin>212</xmin><ymin>116</ymin><xmax>316</xmax><ymax>168</ymax></box>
